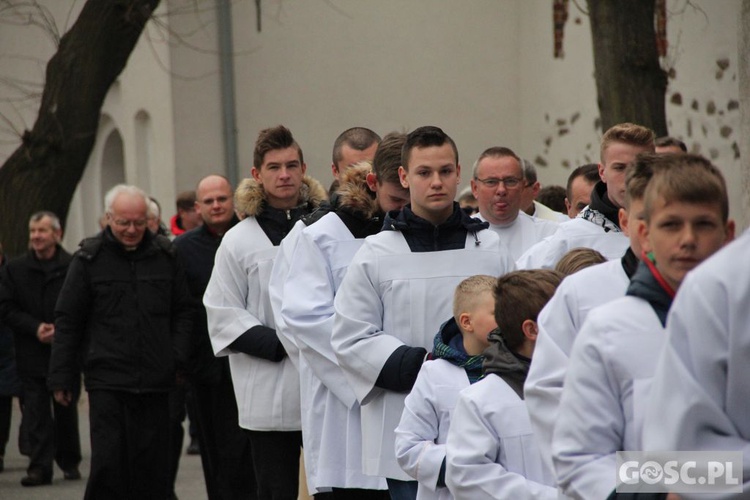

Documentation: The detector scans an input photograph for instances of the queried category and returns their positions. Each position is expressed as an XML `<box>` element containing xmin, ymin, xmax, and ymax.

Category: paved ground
<box><xmin>1</xmin><ymin>394</ymin><xmax>313</xmax><ymax>499</ymax></box>
<box><xmin>0</xmin><ymin>394</ymin><xmax>206</xmax><ymax>499</ymax></box>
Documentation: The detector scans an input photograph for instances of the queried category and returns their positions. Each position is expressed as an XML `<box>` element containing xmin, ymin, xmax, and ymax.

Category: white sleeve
<box><xmin>552</xmin><ymin>314</ymin><xmax>619</xmax><ymax>500</ymax></box>
<box><xmin>394</xmin><ymin>363</ymin><xmax>445</xmax><ymax>491</ymax></box>
<box><xmin>268</xmin><ymin>222</ymin><xmax>304</xmax><ymax>370</ymax></box>
<box><xmin>331</xmin><ymin>241</ymin><xmax>403</xmax><ymax>405</ymax></box>
<box><xmin>203</xmin><ymin>235</ymin><xmax>260</xmax><ymax>357</ymax></box>
<box><xmin>280</xmin><ymin>229</ymin><xmax>357</xmax><ymax>407</ymax></box>
<box><xmin>446</xmin><ymin>390</ymin><xmax>557</xmax><ymax>500</ymax></box>
<box><xmin>516</xmin><ymin>233</ymin><xmax>565</xmax><ymax>270</ymax></box>
<box><xmin>524</xmin><ymin>281</ymin><xmax>580</xmax><ymax>474</ymax></box>
<box><xmin>642</xmin><ymin>272</ymin><xmax>750</xmax><ymax>483</ymax></box>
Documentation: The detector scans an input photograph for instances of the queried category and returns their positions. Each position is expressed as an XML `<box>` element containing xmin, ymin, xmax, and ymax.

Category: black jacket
<box><xmin>48</xmin><ymin>229</ymin><xmax>193</xmax><ymax>393</ymax></box>
<box><xmin>0</xmin><ymin>246</ymin><xmax>72</xmax><ymax>377</ymax></box>
<box><xmin>173</xmin><ymin>217</ymin><xmax>239</xmax><ymax>384</ymax></box>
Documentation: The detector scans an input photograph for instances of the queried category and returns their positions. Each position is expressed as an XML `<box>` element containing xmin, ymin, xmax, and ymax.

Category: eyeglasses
<box><xmin>473</xmin><ymin>176</ymin><xmax>524</xmax><ymax>189</ymax></box>
<box><xmin>111</xmin><ymin>218</ymin><xmax>147</xmax><ymax>229</ymax></box>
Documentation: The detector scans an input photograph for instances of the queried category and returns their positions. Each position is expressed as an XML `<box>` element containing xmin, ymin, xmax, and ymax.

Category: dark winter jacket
<box><xmin>173</xmin><ymin>216</ymin><xmax>239</xmax><ymax>385</ymax></box>
<box><xmin>0</xmin><ymin>246</ymin><xmax>72</xmax><ymax>377</ymax></box>
<box><xmin>626</xmin><ymin>257</ymin><xmax>675</xmax><ymax>327</ymax></box>
<box><xmin>382</xmin><ymin>202</ymin><xmax>489</xmax><ymax>252</ymax></box>
<box><xmin>48</xmin><ymin>228</ymin><xmax>193</xmax><ymax>393</ymax></box>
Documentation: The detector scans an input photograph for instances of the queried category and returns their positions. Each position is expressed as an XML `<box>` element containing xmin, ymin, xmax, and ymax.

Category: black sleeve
<box><xmin>374</xmin><ymin>344</ymin><xmax>427</xmax><ymax>392</ymax></box>
<box><xmin>437</xmin><ymin>457</ymin><xmax>447</xmax><ymax>488</ymax></box>
<box><xmin>229</xmin><ymin>325</ymin><xmax>287</xmax><ymax>362</ymax></box>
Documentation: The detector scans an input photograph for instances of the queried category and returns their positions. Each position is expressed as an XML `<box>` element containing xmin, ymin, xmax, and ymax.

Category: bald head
<box><xmin>196</xmin><ymin>175</ymin><xmax>235</xmax><ymax>234</ymax></box>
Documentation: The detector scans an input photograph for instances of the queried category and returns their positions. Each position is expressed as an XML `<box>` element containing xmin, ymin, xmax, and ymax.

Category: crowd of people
<box><xmin>0</xmin><ymin>122</ymin><xmax>745</xmax><ymax>500</ymax></box>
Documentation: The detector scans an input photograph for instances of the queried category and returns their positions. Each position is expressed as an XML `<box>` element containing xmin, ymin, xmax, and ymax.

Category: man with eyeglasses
<box><xmin>470</xmin><ymin>147</ymin><xmax>558</xmax><ymax>261</ymax></box>
<box><xmin>48</xmin><ymin>184</ymin><xmax>193</xmax><ymax>499</ymax></box>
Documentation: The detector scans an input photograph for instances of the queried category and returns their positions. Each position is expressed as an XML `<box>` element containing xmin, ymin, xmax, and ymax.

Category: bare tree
<box><xmin>0</xmin><ymin>0</ymin><xmax>160</xmax><ymax>257</ymax></box>
<box><xmin>587</xmin><ymin>0</ymin><xmax>669</xmax><ymax>135</ymax></box>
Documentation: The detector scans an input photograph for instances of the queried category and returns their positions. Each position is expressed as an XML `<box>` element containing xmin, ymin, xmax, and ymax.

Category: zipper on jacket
<box><xmin>285</xmin><ymin>209</ymin><xmax>291</xmax><ymax>220</ymax></box>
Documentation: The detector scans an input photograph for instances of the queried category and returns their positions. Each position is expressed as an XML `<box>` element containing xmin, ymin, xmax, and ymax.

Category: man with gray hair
<box><xmin>0</xmin><ymin>211</ymin><xmax>81</xmax><ymax>487</ymax></box>
<box><xmin>48</xmin><ymin>184</ymin><xmax>192</xmax><ymax>498</ymax></box>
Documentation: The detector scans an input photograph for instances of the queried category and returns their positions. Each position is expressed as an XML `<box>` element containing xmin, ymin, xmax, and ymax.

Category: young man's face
<box><xmin>599</xmin><ymin>142</ymin><xmax>652</xmax><ymax>209</ymax></box>
<box><xmin>460</xmin><ymin>290</ymin><xmax>497</xmax><ymax>355</ymax></box>
<box><xmin>566</xmin><ymin>176</ymin><xmax>596</xmax><ymax>218</ymax></box>
<box><xmin>398</xmin><ymin>144</ymin><xmax>460</xmax><ymax>225</ymax></box>
<box><xmin>470</xmin><ymin>155</ymin><xmax>524</xmax><ymax>226</ymax></box>
<box><xmin>332</xmin><ymin>143</ymin><xmax>378</xmax><ymax>179</ymax></box>
<box><xmin>368</xmin><ymin>176</ymin><xmax>410</xmax><ymax>214</ymax></box>
<box><xmin>639</xmin><ymin>199</ymin><xmax>733</xmax><ymax>290</ymax></box>
<box><xmin>252</xmin><ymin>146</ymin><xmax>307</xmax><ymax>210</ymax></box>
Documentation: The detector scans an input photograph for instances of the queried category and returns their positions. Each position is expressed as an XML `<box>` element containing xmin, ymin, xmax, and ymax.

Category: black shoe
<box><xmin>20</xmin><ymin>470</ymin><xmax>52</xmax><ymax>487</ymax></box>
<box><xmin>0</xmin><ymin>455</ymin><xmax>4</xmax><ymax>473</ymax></box>
<box><xmin>63</xmin><ymin>467</ymin><xmax>81</xmax><ymax>480</ymax></box>
<box><xmin>186</xmin><ymin>438</ymin><xmax>200</xmax><ymax>455</ymax></box>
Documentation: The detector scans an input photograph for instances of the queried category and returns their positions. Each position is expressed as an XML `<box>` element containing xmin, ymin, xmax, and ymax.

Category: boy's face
<box><xmin>639</xmin><ymin>199</ymin><xmax>733</xmax><ymax>290</ymax></box>
<box><xmin>599</xmin><ymin>142</ymin><xmax>652</xmax><ymax>209</ymax></box>
<box><xmin>399</xmin><ymin>144</ymin><xmax>460</xmax><ymax>225</ymax></box>
<box><xmin>252</xmin><ymin>146</ymin><xmax>306</xmax><ymax>209</ymax></box>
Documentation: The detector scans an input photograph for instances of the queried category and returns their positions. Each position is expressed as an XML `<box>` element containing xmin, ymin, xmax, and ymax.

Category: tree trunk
<box><xmin>740</xmin><ymin>0</ymin><xmax>750</xmax><ymax>231</ymax></box>
<box><xmin>587</xmin><ymin>0</ymin><xmax>668</xmax><ymax>136</ymax></box>
<box><xmin>0</xmin><ymin>0</ymin><xmax>160</xmax><ymax>258</ymax></box>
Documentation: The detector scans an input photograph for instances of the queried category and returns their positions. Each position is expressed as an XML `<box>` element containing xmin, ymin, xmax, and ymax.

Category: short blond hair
<box><xmin>600</xmin><ymin>123</ymin><xmax>655</xmax><ymax>163</ymax></box>
<box><xmin>453</xmin><ymin>275</ymin><xmax>497</xmax><ymax>323</ymax></box>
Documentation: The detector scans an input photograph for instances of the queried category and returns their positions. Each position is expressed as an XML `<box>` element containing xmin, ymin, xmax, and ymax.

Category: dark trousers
<box><xmin>315</xmin><ymin>488</ymin><xmax>391</xmax><ymax>499</ymax></box>
<box><xmin>245</xmin><ymin>429</ymin><xmax>302</xmax><ymax>500</ymax></box>
<box><xmin>193</xmin><ymin>365</ymin><xmax>256</xmax><ymax>499</ymax></box>
<box><xmin>0</xmin><ymin>395</ymin><xmax>11</xmax><ymax>456</ymax></box>
<box><xmin>167</xmin><ymin>384</ymin><xmax>186</xmax><ymax>495</ymax></box>
<box><xmin>21</xmin><ymin>375</ymin><xmax>81</xmax><ymax>476</ymax></box>
<box><xmin>86</xmin><ymin>390</ymin><xmax>170</xmax><ymax>500</ymax></box>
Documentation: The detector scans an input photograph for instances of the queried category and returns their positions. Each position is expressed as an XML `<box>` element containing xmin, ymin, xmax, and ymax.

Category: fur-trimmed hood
<box><xmin>334</xmin><ymin>162</ymin><xmax>379</xmax><ymax>219</ymax></box>
<box><xmin>234</xmin><ymin>175</ymin><xmax>328</xmax><ymax>218</ymax></box>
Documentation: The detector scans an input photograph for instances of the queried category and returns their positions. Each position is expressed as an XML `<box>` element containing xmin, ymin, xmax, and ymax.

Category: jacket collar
<box><xmin>482</xmin><ymin>328</ymin><xmax>530</xmax><ymax>399</ymax></box>
<box><xmin>626</xmin><ymin>257</ymin><xmax>675</xmax><ymax>327</ymax></box>
<box><xmin>383</xmin><ymin>203</ymin><xmax>488</xmax><ymax>234</ymax></box>
<box><xmin>234</xmin><ymin>175</ymin><xmax>327</xmax><ymax>218</ymax></box>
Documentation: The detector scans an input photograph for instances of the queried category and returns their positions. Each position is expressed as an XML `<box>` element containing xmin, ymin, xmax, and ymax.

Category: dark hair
<box><xmin>175</xmin><ymin>191</ymin><xmax>197</xmax><ymax>211</ymax></box>
<box><xmin>401</xmin><ymin>126</ymin><xmax>458</xmax><ymax>171</ymax></box>
<box><xmin>494</xmin><ymin>270</ymin><xmax>563</xmax><ymax>351</ymax></box>
<box><xmin>566</xmin><ymin>164</ymin><xmax>599</xmax><ymax>202</ymax></box>
<box><xmin>373</xmin><ymin>132</ymin><xmax>407</xmax><ymax>185</ymax></box>
<box><xmin>537</xmin><ymin>185</ymin><xmax>567</xmax><ymax>213</ymax></box>
<box><xmin>253</xmin><ymin>125</ymin><xmax>303</xmax><ymax>168</ymax></box>
<box><xmin>332</xmin><ymin>127</ymin><xmax>381</xmax><ymax>166</ymax></box>
<box><xmin>655</xmin><ymin>136</ymin><xmax>688</xmax><ymax>152</ymax></box>
<box><xmin>624</xmin><ymin>154</ymin><xmax>657</xmax><ymax>208</ymax></box>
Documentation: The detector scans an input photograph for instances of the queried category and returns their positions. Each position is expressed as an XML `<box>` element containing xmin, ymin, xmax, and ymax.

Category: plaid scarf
<box><xmin>430</xmin><ymin>319</ymin><xmax>484</xmax><ymax>384</ymax></box>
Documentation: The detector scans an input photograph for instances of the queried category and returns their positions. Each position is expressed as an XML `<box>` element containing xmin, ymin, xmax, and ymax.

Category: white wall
<box><xmin>231</xmin><ymin>0</ymin><xmax>521</xmax><ymax>186</ymax></box>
